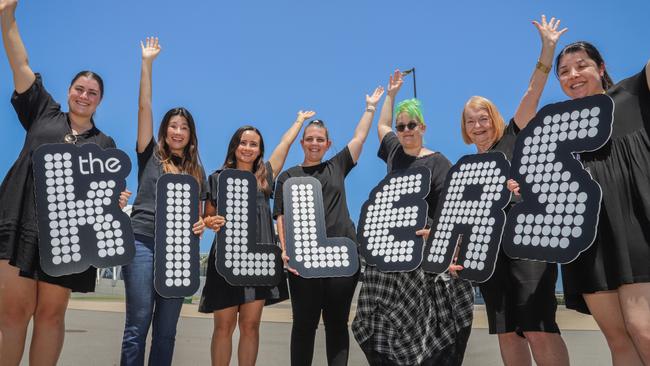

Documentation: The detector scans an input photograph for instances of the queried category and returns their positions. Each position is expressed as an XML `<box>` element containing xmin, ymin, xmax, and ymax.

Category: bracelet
<box><xmin>536</xmin><ymin>60</ymin><xmax>551</xmax><ymax>74</ymax></box>
<box><xmin>366</xmin><ymin>105</ymin><xmax>376</xmax><ymax>112</ymax></box>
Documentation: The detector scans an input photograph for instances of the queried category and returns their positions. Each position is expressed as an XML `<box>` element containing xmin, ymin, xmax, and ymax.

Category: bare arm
<box><xmin>137</xmin><ymin>37</ymin><xmax>161</xmax><ymax>153</ymax></box>
<box><xmin>377</xmin><ymin>70</ymin><xmax>403</xmax><ymax>142</ymax></box>
<box><xmin>347</xmin><ymin>86</ymin><xmax>384</xmax><ymax>163</ymax></box>
<box><xmin>267</xmin><ymin>110</ymin><xmax>314</xmax><ymax>179</ymax></box>
<box><xmin>1</xmin><ymin>1</ymin><xmax>35</xmax><ymax>94</ymax></box>
<box><xmin>513</xmin><ymin>15</ymin><xmax>568</xmax><ymax>129</ymax></box>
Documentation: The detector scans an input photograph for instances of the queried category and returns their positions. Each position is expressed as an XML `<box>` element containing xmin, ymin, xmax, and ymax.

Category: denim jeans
<box><xmin>120</xmin><ymin>236</ymin><xmax>184</xmax><ymax>366</ymax></box>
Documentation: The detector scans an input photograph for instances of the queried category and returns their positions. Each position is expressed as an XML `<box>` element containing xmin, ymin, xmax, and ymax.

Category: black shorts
<box><xmin>479</xmin><ymin>250</ymin><xmax>560</xmax><ymax>335</ymax></box>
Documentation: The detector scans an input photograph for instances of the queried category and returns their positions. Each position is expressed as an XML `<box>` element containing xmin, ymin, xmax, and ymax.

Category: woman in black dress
<box><xmin>0</xmin><ymin>1</ymin><xmax>128</xmax><ymax>364</ymax></box>
<box><xmin>274</xmin><ymin>86</ymin><xmax>384</xmax><ymax>366</ymax></box>
<box><xmin>506</xmin><ymin>32</ymin><xmax>650</xmax><ymax>366</ymax></box>
<box><xmin>352</xmin><ymin>71</ymin><xmax>473</xmax><ymax>366</ymax></box>
<box><xmin>460</xmin><ymin>16</ymin><xmax>570</xmax><ymax>366</ymax></box>
<box><xmin>199</xmin><ymin>114</ymin><xmax>310</xmax><ymax>366</ymax></box>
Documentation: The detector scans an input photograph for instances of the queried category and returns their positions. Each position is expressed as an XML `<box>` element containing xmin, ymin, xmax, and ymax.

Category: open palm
<box><xmin>141</xmin><ymin>37</ymin><xmax>161</xmax><ymax>61</ymax></box>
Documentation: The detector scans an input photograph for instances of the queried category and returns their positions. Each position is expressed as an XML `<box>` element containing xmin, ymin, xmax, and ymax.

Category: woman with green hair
<box><xmin>352</xmin><ymin>70</ymin><xmax>474</xmax><ymax>366</ymax></box>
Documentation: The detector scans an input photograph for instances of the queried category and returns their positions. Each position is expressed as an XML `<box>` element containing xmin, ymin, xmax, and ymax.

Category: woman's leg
<box><xmin>237</xmin><ymin>300</ymin><xmax>265</xmax><ymax>366</ymax></box>
<box><xmin>120</xmin><ymin>240</ymin><xmax>156</xmax><ymax>366</ymax></box>
<box><xmin>29</xmin><ymin>281</ymin><xmax>70</xmax><ymax>366</ymax></box>
<box><xmin>211</xmin><ymin>306</ymin><xmax>238</xmax><ymax>366</ymax></box>
<box><xmin>496</xmin><ymin>332</ymin><xmax>532</xmax><ymax>366</ymax></box>
<box><xmin>148</xmin><ymin>294</ymin><xmax>183</xmax><ymax>366</ymax></box>
<box><xmin>288</xmin><ymin>273</ymin><xmax>323</xmax><ymax>366</ymax></box>
<box><xmin>618</xmin><ymin>282</ymin><xmax>650</xmax><ymax>364</ymax></box>
<box><xmin>321</xmin><ymin>273</ymin><xmax>359</xmax><ymax>366</ymax></box>
<box><xmin>523</xmin><ymin>331</ymin><xmax>569</xmax><ymax>366</ymax></box>
<box><xmin>0</xmin><ymin>260</ymin><xmax>36</xmax><ymax>366</ymax></box>
<box><xmin>584</xmin><ymin>291</ymin><xmax>643</xmax><ymax>366</ymax></box>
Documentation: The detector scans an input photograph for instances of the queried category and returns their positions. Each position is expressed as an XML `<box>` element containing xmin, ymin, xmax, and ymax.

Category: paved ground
<box><xmin>14</xmin><ymin>297</ymin><xmax>612</xmax><ymax>366</ymax></box>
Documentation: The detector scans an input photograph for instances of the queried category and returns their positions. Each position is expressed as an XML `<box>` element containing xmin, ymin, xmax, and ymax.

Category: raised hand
<box><xmin>366</xmin><ymin>86</ymin><xmax>385</xmax><ymax>109</ymax></box>
<box><xmin>0</xmin><ymin>0</ymin><xmax>17</xmax><ymax>13</ymax></box>
<box><xmin>296</xmin><ymin>110</ymin><xmax>316</xmax><ymax>123</ymax></box>
<box><xmin>533</xmin><ymin>15</ymin><xmax>568</xmax><ymax>47</ymax></box>
<box><xmin>141</xmin><ymin>37</ymin><xmax>161</xmax><ymax>61</ymax></box>
<box><xmin>387</xmin><ymin>69</ymin><xmax>403</xmax><ymax>97</ymax></box>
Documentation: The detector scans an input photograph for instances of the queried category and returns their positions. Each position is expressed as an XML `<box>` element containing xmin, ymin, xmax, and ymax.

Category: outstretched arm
<box><xmin>513</xmin><ymin>15</ymin><xmax>568</xmax><ymax>129</ymax></box>
<box><xmin>137</xmin><ymin>37</ymin><xmax>161</xmax><ymax>153</ymax></box>
<box><xmin>267</xmin><ymin>110</ymin><xmax>315</xmax><ymax>179</ymax></box>
<box><xmin>1</xmin><ymin>0</ymin><xmax>35</xmax><ymax>93</ymax></box>
<box><xmin>347</xmin><ymin>86</ymin><xmax>385</xmax><ymax>163</ymax></box>
<box><xmin>377</xmin><ymin>70</ymin><xmax>403</xmax><ymax>142</ymax></box>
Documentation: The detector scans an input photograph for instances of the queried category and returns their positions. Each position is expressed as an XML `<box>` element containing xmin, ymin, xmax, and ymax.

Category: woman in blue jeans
<box><xmin>120</xmin><ymin>37</ymin><xmax>208</xmax><ymax>366</ymax></box>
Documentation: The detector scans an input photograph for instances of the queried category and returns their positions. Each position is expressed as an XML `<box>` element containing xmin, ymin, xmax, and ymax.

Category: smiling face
<box><xmin>395</xmin><ymin>112</ymin><xmax>425</xmax><ymax>150</ymax></box>
<box><xmin>67</xmin><ymin>76</ymin><xmax>102</xmax><ymax>119</ymax></box>
<box><xmin>235</xmin><ymin>129</ymin><xmax>262</xmax><ymax>168</ymax></box>
<box><xmin>557</xmin><ymin>50</ymin><xmax>606</xmax><ymax>99</ymax></box>
<box><xmin>164</xmin><ymin>115</ymin><xmax>191</xmax><ymax>156</ymax></box>
<box><xmin>301</xmin><ymin>125</ymin><xmax>331</xmax><ymax>164</ymax></box>
<box><xmin>463</xmin><ymin>106</ymin><xmax>496</xmax><ymax>149</ymax></box>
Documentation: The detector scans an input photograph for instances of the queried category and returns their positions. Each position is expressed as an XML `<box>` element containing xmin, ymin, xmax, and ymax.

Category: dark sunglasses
<box><xmin>395</xmin><ymin>121</ymin><xmax>419</xmax><ymax>132</ymax></box>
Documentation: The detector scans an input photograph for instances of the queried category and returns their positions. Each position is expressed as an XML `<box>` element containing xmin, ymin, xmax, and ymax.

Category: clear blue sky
<box><xmin>1</xmin><ymin>0</ymin><xmax>648</xmax><ymax>252</ymax></box>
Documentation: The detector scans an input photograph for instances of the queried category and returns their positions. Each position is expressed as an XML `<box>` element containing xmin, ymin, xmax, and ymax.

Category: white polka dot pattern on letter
<box><xmin>502</xmin><ymin>94</ymin><xmax>614</xmax><ymax>263</ymax></box>
<box><xmin>32</xmin><ymin>144</ymin><xmax>135</xmax><ymax>277</ymax></box>
<box><xmin>215</xmin><ymin>170</ymin><xmax>282</xmax><ymax>286</ymax></box>
<box><xmin>357</xmin><ymin>166</ymin><xmax>431</xmax><ymax>272</ymax></box>
<box><xmin>154</xmin><ymin>174</ymin><xmax>201</xmax><ymax>298</ymax></box>
<box><xmin>282</xmin><ymin>177</ymin><xmax>359</xmax><ymax>278</ymax></box>
<box><xmin>422</xmin><ymin>153</ymin><xmax>510</xmax><ymax>282</ymax></box>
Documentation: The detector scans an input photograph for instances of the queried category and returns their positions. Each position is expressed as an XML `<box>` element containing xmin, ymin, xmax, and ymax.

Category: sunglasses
<box><xmin>395</xmin><ymin>121</ymin><xmax>419</xmax><ymax>132</ymax></box>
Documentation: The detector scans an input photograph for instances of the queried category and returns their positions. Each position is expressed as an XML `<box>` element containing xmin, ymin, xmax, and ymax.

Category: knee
<box><xmin>214</xmin><ymin>318</ymin><xmax>237</xmax><ymax>338</ymax></box>
<box><xmin>598</xmin><ymin>325</ymin><xmax>636</xmax><ymax>353</ymax></box>
<box><xmin>292</xmin><ymin>319</ymin><xmax>318</xmax><ymax>337</ymax></box>
<box><xmin>0</xmin><ymin>298</ymin><xmax>34</xmax><ymax>328</ymax></box>
<box><xmin>238</xmin><ymin>319</ymin><xmax>261</xmax><ymax>338</ymax></box>
<box><xmin>33</xmin><ymin>302</ymin><xmax>66</xmax><ymax>329</ymax></box>
<box><xmin>625</xmin><ymin>319</ymin><xmax>650</xmax><ymax>347</ymax></box>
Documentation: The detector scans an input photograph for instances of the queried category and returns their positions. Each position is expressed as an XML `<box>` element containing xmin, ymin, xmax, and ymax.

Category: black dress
<box><xmin>478</xmin><ymin>120</ymin><xmax>560</xmax><ymax>334</ymax></box>
<box><xmin>562</xmin><ymin>66</ymin><xmax>650</xmax><ymax>313</ymax></box>
<box><xmin>0</xmin><ymin>74</ymin><xmax>116</xmax><ymax>292</ymax></box>
<box><xmin>200</xmin><ymin>162</ymin><xmax>288</xmax><ymax>312</ymax></box>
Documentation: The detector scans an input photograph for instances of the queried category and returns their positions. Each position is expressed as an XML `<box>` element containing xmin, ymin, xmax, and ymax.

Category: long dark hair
<box><xmin>222</xmin><ymin>126</ymin><xmax>270</xmax><ymax>194</ymax></box>
<box><xmin>156</xmin><ymin>107</ymin><xmax>203</xmax><ymax>185</ymax></box>
<box><xmin>555</xmin><ymin>41</ymin><xmax>614</xmax><ymax>90</ymax></box>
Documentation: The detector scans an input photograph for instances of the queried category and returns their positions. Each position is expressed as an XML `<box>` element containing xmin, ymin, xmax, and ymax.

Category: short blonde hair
<box><xmin>460</xmin><ymin>96</ymin><xmax>506</xmax><ymax>145</ymax></box>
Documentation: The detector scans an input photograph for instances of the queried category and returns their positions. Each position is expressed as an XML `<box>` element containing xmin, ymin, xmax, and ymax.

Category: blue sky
<box><xmin>1</xmin><ymin>0</ymin><xmax>648</xmax><ymax>252</ymax></box>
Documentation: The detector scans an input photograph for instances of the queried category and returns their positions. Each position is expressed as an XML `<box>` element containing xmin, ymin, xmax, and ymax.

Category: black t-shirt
<box><xmin>489</xmin><ymin>119</ymin><xmax>520</xmax><ymax>160</ymax></box>
<box><xmin>130</xmin><ymin>138</ymin><xmax>208</xmax><ymax>238</ymax></box>
<box><xmin>273</xmin><ymin>147</ymin><xmax>357</xmax><ymax>241</ymax></box>
<box><xmin>378</xmin><ymin>132</ymin><xmax>451</xmax><ymax>225</ymax></box>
